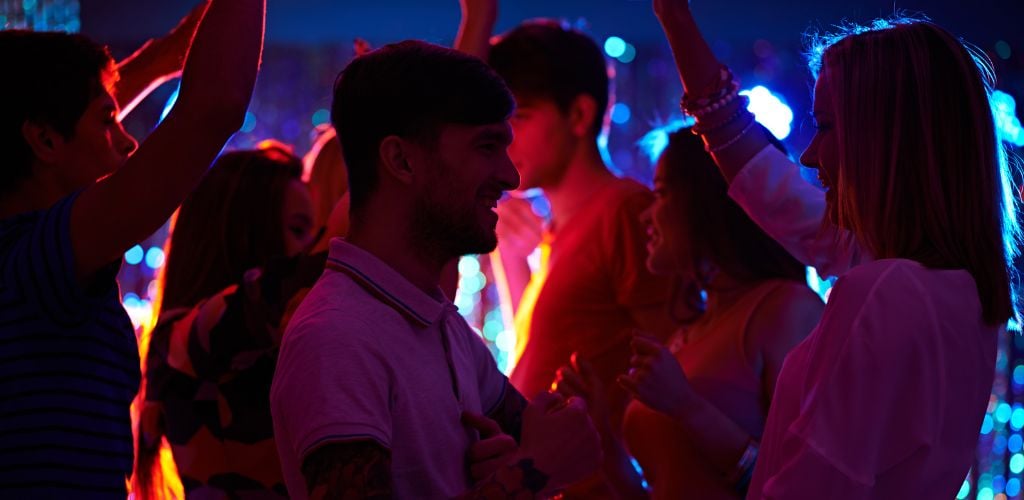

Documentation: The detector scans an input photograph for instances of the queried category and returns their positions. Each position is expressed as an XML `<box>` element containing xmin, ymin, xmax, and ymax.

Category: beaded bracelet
<box><xmin>704</xmin><ymin>113</ymin><xmax>758</xmax><ymax>154</ymax></box>
<box><xmin>683</xmin><ymin>80</ymin><xmax>739</xmax><ymax>118</ymax></box>
<box><xmin>680</xmin><ymin>65</ymin><xmax>734</xmax><ymax>113</ymax></box>
<box><xmin>691</xmin><ymin>96</ymin><xmax>751</xmax><ymax>135</ymax></box>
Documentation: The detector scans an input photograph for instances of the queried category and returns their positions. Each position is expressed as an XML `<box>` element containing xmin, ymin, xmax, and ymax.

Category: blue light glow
<box><xmin>618</xmin><ymin>43</ymin><xmax>637</xmax><ymax>64</ymax></box>
<box><xmin>1008</xmin><ymin>478</ymin><xmax>1021</xmax><ymax>497</ymax></box>
<box><xmin>992</xmin><ymin>90</ymin><xmax>1023</xmax><ymax>147</ymax></box>
<box><xmin>144</xmin><ymin>247</ymin><xmax>165</xmax><ymax>270</ymax></box>
<box><xmin>957</xmin><ymin>478</ymin><xmax>970</xmax><ymax>499</ymax></box>
<box><xmin>1011</xmin><ymin>454</ymin><xmax>1024</xmax><ymax>474</ymax></box>
<box><xmin>1014</xmin><ymin>364</ymin><xmax>1024</xmax><ymax>385</ymax></box>
<box><xmin>995</xmin><ymin>41</ymin><xmax>1011</xmax><ymax>60</ymax></box>
<box><xmin>160</xmin><ymin>85</ymin><xmax>180</xmax><ymax>122</ymax></box>
<box><xmin>611</xmin><ymin>103</ymin><xmax>632</xmax><ymax>124</ymax></box>
<box><xmin>741</xmin><ymin>86</ymin><xmax>793</xmax><ymax>140</ymax></box>
<box><xmin>637</xmin><ymin>118</ymin><xmax>693</xmax><ymax>164</ymax></box>
<box><xmin>124</xmin><ymin>245</ymin><xmax>144</xmax><ymax>265</ymax></box>
<box><xmin>240</xmin><ymin>112</ymin><xmax>258</xmax><ymax>134</ymax></box>
<box><xmin>1011</xmin><ymin>408</ymin><xmax>1024</xmax><ymax>430</ymax></box>
<box><xmin>458</xmin><ymin>256</ymin><xmax>481</xmax><ymax>276</ymax></box>
<box><xmin>982</xmin><ymin>414</ymin><xmax>994</xmax><ymax>434</ymax></box>
<box><xmin>604</xmin><ymin>36</ymin><xmax>626</xmax><ymax>58</ymax></box>
<box><xmin>997</xmin><ymin>402</ymin><xmax>1012</xmax><ymax>423</ymax></box>
<box><xmin>311</xmin><ymin>108</ymin><xmax>331</xmax><ymax>127</ymax></box>
<box><xmin>1009</xmin><ymin>434</ymin><xmax>1022</xmax><ymax>453</ymax></box>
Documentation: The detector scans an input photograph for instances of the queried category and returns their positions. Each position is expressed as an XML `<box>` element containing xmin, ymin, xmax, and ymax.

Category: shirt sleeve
<box><xmin>758</xmin><ymin>271</ymin><xmax>939</xmax><ymax>498</ymax></box>
<box><xmin>727</xmin><ymin>145</ymin><xmax>864</xmax><ymax>278</ymax></box>
<box><xmin>5</xmin><ymin>191</ymin><xmax>120</xmax><ymax>325</ymax></box>
<box><xmin>271</xmin><ymin>312</ymin><xmax>394</xmax><ymax>460</ymax></box>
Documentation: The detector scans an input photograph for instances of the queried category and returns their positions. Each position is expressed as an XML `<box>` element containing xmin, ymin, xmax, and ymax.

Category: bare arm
<box><xmin>304</xmin><ymin>439</ymin><xmax>549</xmax><ymax>499</ymax></box>
<box><xmin>454</xmin><ymin>0</ymin><xmax>498</xmax><ymax>60</ymax></box>
<box><xmin>114</xmin><ymin>1</ymin><xmax>209</xmax><ymax>119</ymax></box>
<box><xmin>72</xmin><ymin>0</ymin><xmax>265</xmax><ymax>282</ymax></box>
<box><xmin>302</xmin><ymin>441</ymin><xmax>393</xmax><ymax>499</ymax></box>
<box><xmin>653</xmin><ymin>0</ymin><xmax>769</xmax><ymax>179</ymax></box>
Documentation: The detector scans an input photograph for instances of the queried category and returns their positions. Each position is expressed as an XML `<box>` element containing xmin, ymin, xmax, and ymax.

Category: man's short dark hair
<box><xmin>331</xmin><ymin>40</ymin><xmax>515</xmax><ymax>216</ymax></box>
<box><xmin>0</xmin><ymin>30</ymin><xmax>115</xmax><ymax>196</ymax></box>
<box><xmin>489</xmin><ymin>20</ymin><xmax>610</xmax><ymax>137</ymax></box>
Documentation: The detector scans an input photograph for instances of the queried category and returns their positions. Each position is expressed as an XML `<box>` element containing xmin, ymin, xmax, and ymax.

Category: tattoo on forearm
<box><xmin>487</xmin><ymin>386</ymin><xmax>527</xmax><ymax>443</ymax></box>
<box><xmin>461</xmin><ymin>458</ymin><xmax>550</xmax><ymax>499</ymax></box>
<box><xmin>302</xmin><ymin>440</ymin><xmax>393</xmax><ymax>499</ymax></box>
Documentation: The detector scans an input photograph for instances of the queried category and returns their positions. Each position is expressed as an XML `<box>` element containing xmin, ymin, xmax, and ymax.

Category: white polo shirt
<box><xmin>271</xmin><ymin>239</ymin><xmax>510</xmax><ymax>499</ymax></box>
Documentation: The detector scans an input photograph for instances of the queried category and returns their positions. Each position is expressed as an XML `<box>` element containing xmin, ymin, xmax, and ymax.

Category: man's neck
<box><xmin>346</xmin><ymin>220</ymin><xmax>446</xmax><ymax>298</ymax></box>
<box><xmin>542</xmin><ymin>143</ymin><xmax>615</xmax><ymax>232</ymax></box>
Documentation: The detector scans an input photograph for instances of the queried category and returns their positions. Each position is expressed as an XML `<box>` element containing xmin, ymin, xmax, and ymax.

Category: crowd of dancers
<box><xmin>0</xmin><ymin>0</ymin><xmax>1017</xmax><ymax>498</ymax></box>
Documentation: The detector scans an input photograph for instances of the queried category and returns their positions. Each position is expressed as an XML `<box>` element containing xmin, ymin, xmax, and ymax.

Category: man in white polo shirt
<box><xmin>270</xmin><ymin>40</ymin><xmax>601</xmax><ymax>499</ymax></box>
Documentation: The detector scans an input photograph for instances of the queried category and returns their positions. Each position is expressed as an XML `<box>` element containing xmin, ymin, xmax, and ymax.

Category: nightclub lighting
<box><xmin>125</xmin><ymin>244</ymin><xmax>144</xmax><ymax>265</ymax></box>
<box><xmin>741</xmin><ymin>85</ymin><xmax>793</xmax><ymax>140</ymax></box>
<box><xmin>638</xmin><ymin>120</ymin><xmax>682</xmax><ymax>164</ymax></box>
<box><xmin>992</xmin><ymin>90</ymin><xmax>1024</xmax><ymax>147</ymax></box>
<box><xmin>311</xmin><ymin>108</ymin><xmax>331</xmax><ymax>127</ymax></box>
<box><xmin>160</xmin><ymin>85</ymin><xmax>180</xmax><ymax>122</ymax></box>
<box><xmin>618</xmin><ymin>43</ymin><xmax>637</xmax><ymax>64</ymax></box>
<box><xmin>240</xmin><ymin>111</ymin><xmax>258</xmax><ymax>133</ymax></box>
<box><xmin>604</xmin><ymin>36</ymin><xmax>626</xmax><ymax>58</ymax></box>
<box><xmin>145</xmin><ymin>246</ymin><xmax>166</xmax><ymax>270</ymax></box>
<box><xmin>611</xmin><ymin>102</ymin><xmax>632</xmax><ymax>124</ymax></box>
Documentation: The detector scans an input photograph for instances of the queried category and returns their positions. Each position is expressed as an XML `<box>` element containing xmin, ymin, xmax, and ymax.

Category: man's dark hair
<box><xmin>331</xmin><ymin>40</ymin><xmax>515</xmax><ymax>216</ymax></box>
<box><xmin>489</xmin><ymin>20</ymin><xmax>610</xmax><ymax>137</ymax></box>
<box><xmin>0</xmin><ymin>30</ymin><xmax>116</xmax><ymax>196</ymax></box>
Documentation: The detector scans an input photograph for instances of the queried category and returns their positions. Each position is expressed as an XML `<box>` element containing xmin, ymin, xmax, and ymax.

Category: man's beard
<box><xmin>411</xmin><ymin>192</ymin><xmax>497</xmax><ymax>261</ymax></box>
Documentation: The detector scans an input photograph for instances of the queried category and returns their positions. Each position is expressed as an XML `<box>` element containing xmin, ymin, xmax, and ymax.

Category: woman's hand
<box><xmin>618</xmin><ymin>334</ymin><xmax>696</xmax><ymax>420</ymax></box>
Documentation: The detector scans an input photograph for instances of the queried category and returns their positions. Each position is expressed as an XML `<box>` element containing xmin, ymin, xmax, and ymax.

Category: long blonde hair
<box><xmin>808</xmin><ymin>17</ymin><xmax>1018</xmax><ymax>325</ymax></box>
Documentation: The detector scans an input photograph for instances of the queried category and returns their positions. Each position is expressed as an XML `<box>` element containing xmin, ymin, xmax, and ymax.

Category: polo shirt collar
<box><xmin>325</xmin><ymin>238</ymin><xmax>448</xmax><ymax>327</ymax></box>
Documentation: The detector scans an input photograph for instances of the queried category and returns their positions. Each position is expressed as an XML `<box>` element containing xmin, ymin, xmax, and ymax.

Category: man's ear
<box><xmin>21</xmin><ymin>120</ymin><xmax>63</xmax><ymax>164</ymax></box>
<box><xmin>378</xmin><ymin>135</ymin><xmax>415</xmax><ymax>185</ymax></box>
<box><xmin>568</xmin><ymin>94</ymin><xmax>600</xmax><ymax>138</ymax></box>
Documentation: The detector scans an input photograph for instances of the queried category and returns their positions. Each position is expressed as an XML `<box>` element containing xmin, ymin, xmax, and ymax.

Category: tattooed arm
<box><xmin>302</xmin><ymin>440</ymin><xmax>393</xmax><ymax>500</ymax></box>
<box><xmin>303</xmin><ymin>438</ymin><xmax>546</xmax><ymax>499</ymax></box>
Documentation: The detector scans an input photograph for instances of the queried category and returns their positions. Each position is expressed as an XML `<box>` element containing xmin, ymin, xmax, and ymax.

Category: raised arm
<box><xmin>71</xmin><ymin>0</ymin><xmax>265</xmax><ymax>282</ymax></box>
<box><xmin>654</xmin><ymin>0</ymin><xmax>864</xmax><ymax>276</ymax></box>
<box><xmin>653</xmin><ymin>0</ymin><xmax>769</xmax><ymax>177</ymax></box>
<box><xmin>114</xmin><ymin>1</ymin><xmax>209</xmax><ymax>119</ymax></box>
<box><xmin>454</xmin><ymin>0</ymin><xmax>498</xmax><ymax>60</ymax></box>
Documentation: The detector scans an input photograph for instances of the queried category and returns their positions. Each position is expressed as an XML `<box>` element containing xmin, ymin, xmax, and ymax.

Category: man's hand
<box><xmin>463</xmin><ymin>412</ymin><xmax>519</xmax><ymax>483</ymax></box>
<box><xmin>518</xmin><ymin>391</ymin><xmax>602</xmax><ymax>491</ymax></box>
<box><xmin>553</xmin><ymin>352</ymin><xmax>612</xmax><ymax>433</ymax></box>
<box><xmin>495</xmin><ymin>197</ymin><xmax>543</xmax><ymax>259</ymax></box>
<box><xmin>115</xmin><ymin>1</ymin><xmax>210</xmax><ymax>117</ymax></box>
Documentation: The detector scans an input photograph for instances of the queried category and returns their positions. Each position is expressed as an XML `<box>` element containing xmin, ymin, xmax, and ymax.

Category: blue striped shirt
<box><xmin>0</xmin><ymin>193</ymin><xmax>140</xmax><ymax>498</ymax></box>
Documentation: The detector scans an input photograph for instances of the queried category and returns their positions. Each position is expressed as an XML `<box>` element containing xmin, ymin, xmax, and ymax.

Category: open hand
<box><xmin>495</xmin><ymin>197</ymin><xmax>544</xmax><ymax>259</ymax></box>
